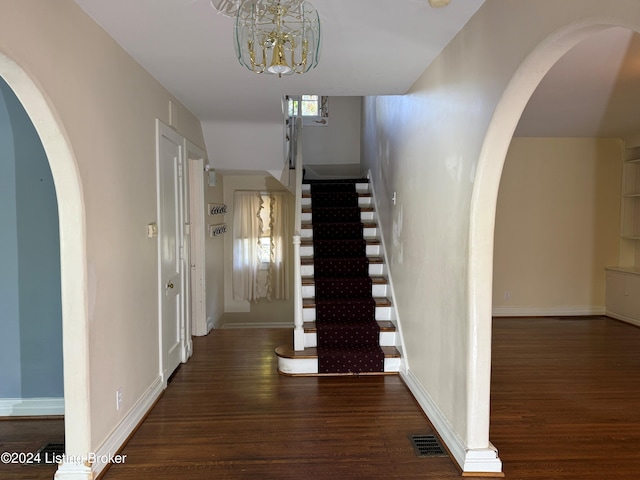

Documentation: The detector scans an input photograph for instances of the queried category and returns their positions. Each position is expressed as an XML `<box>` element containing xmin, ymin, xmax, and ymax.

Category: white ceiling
<box><xmin>74</xmin><ymin>0</ymin><xmax>485</xmax><ymax>123</ymax></box>
<box><xmin>516</xmin><ymin>26</ymin><xmax>640</xmax><ymax>139</ymax></box>
<box><xmin>74</xmin><ymin>0</ymin><xmax>640</xmax><ymax>138</ymax></box>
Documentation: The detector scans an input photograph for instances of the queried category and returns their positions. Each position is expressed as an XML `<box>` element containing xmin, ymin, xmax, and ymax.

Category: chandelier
<box><xmin>233</xmin><ymin>0</ymin><xmax>321</xmax><ymax>77</ymax></box>
<box><xmin>210</xmin><ymin>0</ymin><xmax>242</xmax><ymax>18</ymax></box>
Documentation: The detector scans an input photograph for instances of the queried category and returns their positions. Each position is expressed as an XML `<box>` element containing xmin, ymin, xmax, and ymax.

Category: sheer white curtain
<box><xmin>232</xmin><ymin>190</ymin><xmax>290</xmax><ymax>302</ymax></box>
<box><xmin>266</xmin><ymin>191</ymin><xmax>290</xmax><ymax>301</ymax></box>
<box><xmin>232</xmin><ymin>191</ymin><xmax>263</xmax><ymax>301</ymax></box>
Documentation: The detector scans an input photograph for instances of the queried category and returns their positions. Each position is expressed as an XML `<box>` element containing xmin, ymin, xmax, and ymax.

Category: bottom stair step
<box><xmin>275</xmin><ymin>344</ymin><xmax>401</xmax><ymax>376</ymax></box>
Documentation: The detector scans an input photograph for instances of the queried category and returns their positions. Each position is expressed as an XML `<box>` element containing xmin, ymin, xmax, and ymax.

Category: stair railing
<box><xmin>291</xmin><ymin>117</ymin><xmax>304</xmax><ymax>350</ymax></box>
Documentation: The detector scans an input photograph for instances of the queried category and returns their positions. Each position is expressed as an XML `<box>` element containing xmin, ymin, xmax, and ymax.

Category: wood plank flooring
<box><xmin>4</xmin><ymin>316</ymin><xmax>640</xmax><ymax>479</ymax></box>
<box><xmin>491</xmin><ymin>316</ymin><xmax>640</xmax><ymax>479</ymax></box>
<box><xmin>0</xmin><ymin>416</ymin><xmax>63</xmax><ymax>480</ymax></box>
<box><xmin>101</xmin><ymin>328</ymin><xmax>465</xmax><ymax>479</ymax></box>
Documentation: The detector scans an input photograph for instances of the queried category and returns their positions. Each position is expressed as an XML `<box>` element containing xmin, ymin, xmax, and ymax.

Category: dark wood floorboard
<box><xmin>491</xmin><ymin>316</ymin><xmax>640</xmax><ymax>479</ymax></box>
<box><xmin>6</xmin><ymin>317</ymin><xmax>640</xmax><ymax>479</ymax></box>
<box><xmin>101</xmin><ymin>328</ymin><xmax>465</xmax><ymax>480</ymax></box>
<box><xmin>0</xmin><ymin>417</ymin><xmax>64</xmax><ymax>479</ymax></box>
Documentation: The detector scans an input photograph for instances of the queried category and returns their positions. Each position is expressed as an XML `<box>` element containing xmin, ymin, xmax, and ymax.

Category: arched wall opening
<box><xmin>468</xmin><ymin>18</ymin><xmax>640</xmax><ymax>450</ymax></box>
<box><xmin>0</xmin><ymin>55</ymin><xmax>91</xmax><ymax>460</ymax></box>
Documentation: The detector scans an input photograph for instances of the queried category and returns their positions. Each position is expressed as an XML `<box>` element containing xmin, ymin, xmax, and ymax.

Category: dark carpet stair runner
<box><xmin>309</xmin><ymin>180</ymin><xmax>385</xmax><ymax>374</ymax></box>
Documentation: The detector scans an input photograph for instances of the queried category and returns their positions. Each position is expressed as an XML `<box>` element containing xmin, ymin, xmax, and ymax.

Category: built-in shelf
<box><xmin>607</xmin><ymin>146</ymin><xmax>640</xmax><ymax>326</ymax></box>
<box><xmin>620</xmin><ymin>147</ymin><xmax>640</xmax><ymax>239</ymax></box>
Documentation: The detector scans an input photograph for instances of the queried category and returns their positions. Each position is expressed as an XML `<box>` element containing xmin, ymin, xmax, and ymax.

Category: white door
<box><xmin>157</xmin><ymin>120</ymin><xmax>184</xmax><ymax>383</ymax></box>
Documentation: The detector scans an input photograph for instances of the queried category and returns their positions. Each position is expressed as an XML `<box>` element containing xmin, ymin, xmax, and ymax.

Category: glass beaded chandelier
<box><xmin>232</xmin><ymin>0</ymin><xmax>321</xmax><ymax>77</ymax></box>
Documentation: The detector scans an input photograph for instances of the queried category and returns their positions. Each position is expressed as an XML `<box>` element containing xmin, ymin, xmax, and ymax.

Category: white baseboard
<box><xmin>605</xmin><ymin>311</ymin><xmax>640</xmax><ymax>327</ymax></box>
<box><xmin>401</xmin><ymin>370</ymin><xmax>502</xmax><ymax>475</ymax></box>
<box><xmin>492</xmin><ymin>305</ymin><xmax>605</xmax><ymax>317</ymax></box>
<box><xmin>89</xmin><ymin>376</ymin><xmax>164</xmax><ymax>477</ymax></box>
<box><xmin>0</xmin><ymin>397</ymin><xmax>64</xmax><ymax>416</ymax></box>
<box><xmin>206</xmin><ymin>316</ymin><xmax>214</xmax><ymax>333</ymax></box>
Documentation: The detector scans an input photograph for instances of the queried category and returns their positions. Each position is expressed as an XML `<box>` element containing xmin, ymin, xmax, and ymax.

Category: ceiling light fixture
<box><xmin>233</xmin><ymin>0</ymin><xmax>321</xmax><ymax>77</ymax></box>
<box><xmin>210</xmin><ymin>0</ymin><xmax>242</xmax><ymax>18</ymax></box>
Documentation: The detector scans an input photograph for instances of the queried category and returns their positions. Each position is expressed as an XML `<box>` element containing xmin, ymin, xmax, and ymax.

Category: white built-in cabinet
<box><xmin>606</xmin><ymin>145</ymin><xmax>640</xmax><ymax>325</ymax></box>
<box><xmin>605</xmin><ymin>267</ymin><xmax>640</xmax><ymax>327</ymax></box>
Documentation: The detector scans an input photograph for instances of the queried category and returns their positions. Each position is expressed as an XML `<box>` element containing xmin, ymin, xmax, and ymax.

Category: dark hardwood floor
<box><xmin>491</xmin><ymin>316</ymin><xmax>640</xmax><ymax>479</ymax></box>
<box><xmin>4</xmin><ymin>316</ymin><xmax>640</xmax><ymax>479</ymax></box>
<box><xmin>0</xmin><ymin>416</ymin><xmax>63</xmax><ymax>480</ymax></box>
<box><xmin>101</xmin><ymin>328</ymin><xmax>464</xmax><ymax>480</ymax></box>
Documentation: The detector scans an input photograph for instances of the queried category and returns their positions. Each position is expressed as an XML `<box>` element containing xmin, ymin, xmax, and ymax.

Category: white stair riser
<box><xmin>301</xmin><ymin>212</ymin><xmax>375</xmax><ymax>222</ymax></box>
<box><xmin>301</xmin><ymin>197</ymin><xmax>372</xmax><ymax>208</ymax></box>
<box><xmin>301</xmin><ymin>227</ymin><xmax>377</xmax><ymax>239</ymax></box>
<box><xmin>301</xmin><ymin>264</ymin><xmax>385</xmax><ymax>277</ymax></box>
<box><xmin>300</xmin><ymin>245</ymin><xmax>380</xmax><ymax>257</ymax></box>
<box><xmin>277</xmin><ymin>356</ymin><xmax>400</xmax><ymax>375</ymax></box>
<box><xmin>302</xmin><ymin>284</ymin><xmax>387</xmax><ymax>299</ymax></box>
<box><xmin>303</xmin><ymin>306</ymin><xmax>394</xmax><ymax>322</ymax></box>
<box><xmin>301</xmin><ymin>183</ymin><xmax>369</xmax><ymax>193</ymax></box>
<box><xmin>304</xmin><ymin>330</ymin><xmax>396</xmax><ymax>348</ymax></box>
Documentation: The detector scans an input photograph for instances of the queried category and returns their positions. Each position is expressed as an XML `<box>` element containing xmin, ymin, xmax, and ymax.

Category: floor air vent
<box><xmin>33</xmin><ymin>443</ymin><xmax>65</xmax><ymax>464</ymax></box>
<box><xmin>410</xmin><ymin>435</ymin><xmax>447</xmax><ymax>457</ymax></box>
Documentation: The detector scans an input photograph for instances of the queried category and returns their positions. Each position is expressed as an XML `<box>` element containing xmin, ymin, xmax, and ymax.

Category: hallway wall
<box><xmin>361</xmin><ymin>0</ymin><xmax>640</xmax><ymax>471</ymax></box>
<box><xmin>0</xmin><ymin>0</ymin><xmax>206</xmax><ymax>458</ymax></box>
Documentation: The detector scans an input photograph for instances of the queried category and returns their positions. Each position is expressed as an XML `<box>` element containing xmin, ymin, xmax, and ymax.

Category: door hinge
<box><xmin>179</xmin><ymin>246</ymin><xmax>184</xmax><ymax>259</ymax></box>
<box><xmin>178</xmin><ymin>163</ymin><xmax>183</xmax><ymax>178</ymax></box>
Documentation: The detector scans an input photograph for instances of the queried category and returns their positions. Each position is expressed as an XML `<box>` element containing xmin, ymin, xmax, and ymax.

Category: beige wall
<box><xmin>0</xmin><ymin>0</ymin><xmax>206</xmax><ymax>462</ymax></box>
<box><xmin>302</xmin><ymin>96</ymin><xmax>362</xmax><ymax>167</ymax></box>
<box><xmin>493</xmin><ymin>137</ymin><xmax>622</xmax><ymax>315</ymax></box>
<box><xmin>202</xmin><ymin>120</ymin><xmax>285</xmax><ymax>173</ymax></box>
<box><xmin>362</xmin><ymin>0</ymin><xmax>640</xmax><ymax>470</ymax></box>
<box><xmin>204</xmin><ymin>173</ymin><xmax>225</xmax><ymax>330</ymax></box>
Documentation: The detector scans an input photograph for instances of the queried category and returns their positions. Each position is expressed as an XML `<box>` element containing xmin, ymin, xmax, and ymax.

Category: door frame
<box><xmin>185</xmin><ymin>140</ymin><xmax>208</xmax><ymax>337</ymax></box>
<box><xmin>156</xmin><ymin>119</ymin><xmax>188</xmax><ymax>384</ymax></box>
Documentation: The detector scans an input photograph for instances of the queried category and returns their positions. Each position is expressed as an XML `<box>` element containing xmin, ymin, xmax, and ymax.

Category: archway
<box><xmin>468</xmin><ymin>18</ymin><xmax>640</xmax><ymax>452</ymax></box>
<box><xmin>0</xmin><ymin>55</ymin><xmax>91</xmax><ymax>476</ymax></box>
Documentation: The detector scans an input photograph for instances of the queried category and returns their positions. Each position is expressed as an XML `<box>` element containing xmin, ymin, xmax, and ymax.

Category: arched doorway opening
<box><xmin>0</xmin><ymin>54</ymin><xmax>91</xmax><ymax>476</ymax></box>
<box><xmin>469</xmin><ymin>16</ymin><xmax>640</xmax><ymax>470</ymax></box>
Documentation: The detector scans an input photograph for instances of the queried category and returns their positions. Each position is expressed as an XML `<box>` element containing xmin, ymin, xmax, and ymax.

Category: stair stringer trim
<box><xmin>365</xmin><ymin>170</ymin><xmax>407</xmax><ymax>370</ymax></box>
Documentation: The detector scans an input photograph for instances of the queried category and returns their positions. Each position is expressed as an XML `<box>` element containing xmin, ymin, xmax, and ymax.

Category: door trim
<box><xmin>186</xmin><ymin>140</ymin><xmax>208</xmax><ymax>337</ymax></box>
<box><xmin>156</xmin><ymin>119</ymin><xmax>186</xmax><ymax>385</ymax></box>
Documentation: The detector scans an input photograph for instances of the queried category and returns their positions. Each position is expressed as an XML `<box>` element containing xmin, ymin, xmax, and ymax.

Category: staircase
<box><xmin>276</xmin><ymin>177</ymin><xmax>401</xmax><ymax>376</ymax></box>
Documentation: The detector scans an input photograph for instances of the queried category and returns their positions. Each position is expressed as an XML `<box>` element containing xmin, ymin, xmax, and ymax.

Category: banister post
<box><xmin>293</xmin><ymin>234</ymin><xmax>304</xmax><ymax>350</ymax></box>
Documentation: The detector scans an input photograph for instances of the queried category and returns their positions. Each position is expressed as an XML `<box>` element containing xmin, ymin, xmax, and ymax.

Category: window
<box><xmin>257</xmin><ymin>195</ymin><xmax>272</xmax><ymax>269</ymax></box>
<box><xmin>287</xmin><ymin>95</ymin><xmax>329</xmax><ymax>125</ymax></box>
<box><xmin>232</xmin><ymin>191</ymin><xmax>290</xmax><ymax>302</ymax></box>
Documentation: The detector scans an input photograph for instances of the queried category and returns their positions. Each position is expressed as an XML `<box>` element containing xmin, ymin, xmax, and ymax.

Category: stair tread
<box><xmin>300</xmin><ymin>238</ymin><xmax>380</xmax><ymax>246</ymax></box>
<box><xmin>275</xmin><ymin>345</ymin><xmax>401</xmax><ymax>360</ymax></box>
<box><xmin>302</xmin><ymin>275</ymin><xmax>387</xmax><ymax>285</ymax></box>
<box><xmin>303</xmin><ymin>297</ymin><xmax>392</xmax><ymax>308</ymax></box>
<box><xmin>302</xmin><ymin>178</ymin><xmax>369</xmax><ymax>184</ymax></box>
<box><xmin>301</xmin><ymin>221</ymin><xmax>377</xmax><ymax>229</ymax></box>
<box><xmin>304</xmin><ymin>320</ymin><xmax>395</xmax><ymax>332</ymax></box>
<box><xmin>302</xmin><ymin>192</ymin><xmax>372</xmax><ymax>198</ymax></box>
<box><xmin>301</xmin><ymin>256</ymin><xmax>384</xmax><ymax>265</ymax></box>
<box><xmin>302</xmin><ymin>206</ymin><xmax>374</xmax><ymax>213</ymax></box>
